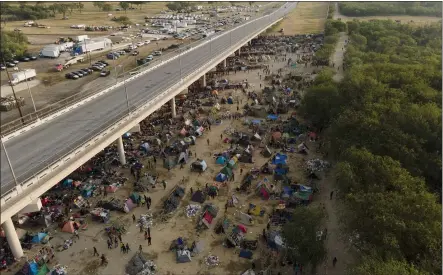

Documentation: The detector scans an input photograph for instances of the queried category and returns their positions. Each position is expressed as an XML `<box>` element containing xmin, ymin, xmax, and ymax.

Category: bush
<box><xmin>2</xmin><ymin>3</ymin><xmax>53</xmax><ymax>21</ymax></box>
<box><xmin>339</xmin><ymin>2</ymin><xmax>442</xmax><ymax>17</ymax></box>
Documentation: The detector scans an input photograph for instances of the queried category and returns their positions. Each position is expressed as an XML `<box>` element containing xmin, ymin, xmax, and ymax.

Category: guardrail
<box><xmin>1</xmin><ymin>3</ymin><xmax>294</xmax><ymax>205</ymax></box>
<box><xmin>0</xmin><ymin>5</ymin><xmax>282</xmax><ymax>139</ymax></box>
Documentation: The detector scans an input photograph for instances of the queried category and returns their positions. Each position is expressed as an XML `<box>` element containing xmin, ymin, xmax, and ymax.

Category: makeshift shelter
<box><xmin>36</xmin><ymin>264</ymin><xmax>50</xmax><ymax>275</ymax></box>
<box><xmin>267</xmin><ymin>114</ymin><xmax>279</xmax><ymax>121</ymax></box>
<box><xmin>227</xmin><ymin>158</ymin><xmax>238</xmax><ymax>169</ymax></box>
<box><xmin>176</xmin><ymin>250</ymin><xmax>192</xmax><ymax>263</ymax></box>
<box><xmin>268</xmin><ymin>231</ymin><xmax>285</xmax><ymax>250</ymax></box>
<box><xmin>195</xmin><ymin>126</ymin><xmax>204</xmax><ymax>136</ymax></box>
<box><xmin>191</xmin><ymin>190</ymin><xmax>206</xmax><ymax>204</ymax></box>
<box><xmin>239</xmin><ymin>153</ymin><xmax>252</xmax><ymax>163</ymax></box>
<box><xmin>130</xmin><ymin>193</ymin><xmax>140</xmax><ymax>204</ymax></box>
<box><xmin>227</xmin><ymin>96</ymin><xmax>234</xmax><ymax>104</ymax></box>
<box><xmin>237</xmin><ymin>211</ymin><xmax>253</xmax><ymax>225</ymax></box>
<box><xmin>261</xmin><ymin>146</ymin><xmax>272</xmax><ymax>157</ymax></box>
<box><xmin>31</xmin><ymin>233</ymin><xmax>47</xmax><ymax>244</ymax></box>
<box><xmin>177</xmin><ymin>152</ymin><xmax>189</xmax><ymax>164</ymax></box>
<box><xmin>272</xmin><ymin>131</ymin><xmax>282</xmax><ymax>140</ymax></box>
<box><xmin>239</xmin><ymin>249</ymin><xmax>253</xmax><ymax>259</ymax></box>
<box><xmin>61</xmin><ymin>221</ymin><xmax>80</xmax><ymax>233</ymax></box>
<box><xmin>216</xmin><ymin>156</ymin><xmax>227</xmax><ymax>165</ymax></box>
<box><xmin>200</xmin><ymin>204</ymin><xmax>218</xmax><ymax>228</ymax></box>
<box><xmin>191</xmin><ymin>160</ymin><xmax>207</xmax><ymax>172</ymax></box>
<box><xmin>62</xmin><ymin>179</ymin><xmax>73</xmax><ymax>188</ymax></box>
<box><xmin>272</xmin><ymin>153</ymin><xmax>287</xmax><ymax>165</ymax></box>
<box><xmin>220</xmin><ymin>166</ymin><xmax>233</xmax><ymax>178</ymax></box>
<box><xmin>256</xmin><ymin>181</ymin><xmax>271</xmax><ymax>200</ymax></box>
<box><xmin>163</xmin><ymin>157</ymin><xmax>176</xmax><ymax>169</ymax></box>
<box><xmin>17</xmin><ymin>261</ymin><xmax>39</xmax><ymax>275</ymax></box>
<box><xmin>275</xmin><ymin>164</ymin><xmax>289</xmax><ymax>175</ymax></box>
<box><xmin>124</xmin><ymin>199</ymin><xmax>137</xmax><ymax>213</ymax></box>
<box><xmin>215</xmin><ymin>173</ymin><xmax>227</xmax><ymax>182</ymax></box>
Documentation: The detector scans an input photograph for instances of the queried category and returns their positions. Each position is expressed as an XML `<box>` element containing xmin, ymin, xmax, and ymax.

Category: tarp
<box><xmin>18</xmin><ymin>262</ymin><xmax>39</xmax><ymax>275</ymax></box>
<box><xmin>124</xmin><ymin>199</ymin><xmax>137</xmax><ymax>212</ymax></box>
<box><xmin>130</xmin><ymin>193</ymin><xmax>140</xmax><ymax>204</ymax></box>
<box><xmin>239</xmin><ymin>249</ymin><xmax>253</xmax><ymax>259</ymax></box>
<box><xmin>215</xmin><ymin>173</ymin><xmax>227</xmax><ymax>182</ymax></box>
<box><xmin>163</xmin><ymin>157</ymin><xmax>176</xmax><ymax>169</ymax></box>
<box><xmin>176</xmin><ymin>250</ymin><xmax>192</xmax><ymax>263</ymax></box>
<box><xmin>272</xmin><ymin>153</ymin><xmax>287</xmax><ymax>165</ymax></box>
<box><xmin>227</xmin><ymin>159</ymin><xmax>237</xmax><ymax>169</ymax></box>
<box><xmin>31</xmin><ymin>232</ymin><xmax>47</xmax><ymax>243</ymax></box>
<box><xmin>177</xmin><ymin>152</ymin><xmax>188</xmax><ymax>164</ymax></box>
<box><xmin>262</xmin><ymin>146</ymin><xmax>272</xmax><ymax>157</ymax></box>
<box><xmin>216</xmin><ymin>156</ymin><xmax>227</xmax><ymax>165</ymax></box>
<box><xmin>192</xmin><ymin>160</ymin><xmax>207</xmax><ymax>171</ymax></box>
<box><xmin>267</xmin><ymin>114</ymin><xmax>279</xmax><ymax>121</ymax></box>
<box><xmin>220</xmin><ymin>166</ymin><xmax>233</xmax><ymax>177</ymax></box>
<box><xmin>61</xmin><ymin>221</ymin><xmax>80</xmax><ymax>233</ymax></box>
<box><xmin>36</xmin><ymin>264</ymin><xmax>50</xmax><ymax>275</ymax></box>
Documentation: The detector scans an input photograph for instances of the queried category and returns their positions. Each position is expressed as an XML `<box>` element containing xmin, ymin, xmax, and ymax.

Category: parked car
<box><xmin>73</xmin><ymin>71</ymin><xmax>84</xmax><ymax>78</ymax></box>
<box><xmin>100</xmin><ymin>70</ymin><xmax>111</xmax><ymax>77</ymax></box>
<box><xmin>124</xmin><ymin>48</ymin><xmax>132</xmax><ymax>53</ymax></box>
<box><xmin>80</xmin><ymin>69</ymin><xmax>91</xmax><ymax>75</ymax></box>
<box><xmin>6</xmin><ymin>62</ymin><xmax>16</xmax><ymax>68</ymax></box>
<box><xmin>98</xmin><ymin>60</ymin><xmax>109</xmax><ymax>66</ymax></box>
<box><xmin>0</xmin><ymin>64</ymin><xmax>6</xmax><ymax>70</ymax></box>
<box><xmin>9</xmin><ymin>60</ymin><xmax>19</xmax><ymax>64</ymax></box>
<box><xmin>136</xmin><ymin>42</ymin><xmax>144</xmax><ymax>47</ymax></box>
<box><xmin>94</xmin><ymin>63</ymin><xmax>106</xmax><ymax>69</ymax></box>
<box><xmin>153</xmin><ymin>51</ymin><xmax>162</xmax><ymax>56</ymax></box>
<box><xmin>65</xmin><ymin>72</ymin><xmax>79</xmax><ymax>79</ymax></box>
<box><xmin>132</xmin><ymin>51</ymin><xmax>139</xmax><ymax>56</ymax></box>
<box><xmin>19</xmin><ymin>56</ymin><xmax>30</xmax><ymax>62</ymax></box>
<box><xmin>117</xmin><ymin>50</ymin><xmax>126</xmax><ymax>55</ymax></box>
<box><xmin>91</xmin><ymin>66</ymin><xmax>102</xmax><ymax>71</ymax></box>
<box><xmin>144</xmin><ymin>40</ymin><xmax>151</xmax><ymax>45</ymax></box>
<box><xmin>83</xmin><ymin>68</ymin><xmax>93</xmax><ymax>73</ymax></box>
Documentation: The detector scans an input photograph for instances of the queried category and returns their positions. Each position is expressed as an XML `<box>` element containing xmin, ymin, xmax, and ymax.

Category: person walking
<box><xmin>139</xmin><ymin>245</ymin><xmax>143</xmax><ymax>253</ymax></box>
<box><xmin>132</xmin><ymin>214</ymin><xmax>136</xmax><ymax>223</ymax></box>
<box><xmin>118</xmin><ymin>233</ymin><xmax>122</xmax><ymax>243</ymax></box>
<box><xmin>333</xmin><ymin>257</ymin><xmax>337</xmax><ymax>267</ymax></box>
<box><xmin>107</xmin><ymin>239</ymin><xmax>112</xmax><ymax>250</ymax></box>
<box><xmin>147</xmin><ymin>227</ymin><xmax>151</xmax><ymax>237</ymax></box>
<box><xmin>190</xmin><ymin>187</ymin><xmax>193</xmax><ymax>195</ymax></box>
<box><xmin>100</xmin><ymin>254</ymin><xmax>108</xmax><ymax>266</ymax></box>
<box><xmin>207</xmin><ymin>139</ymin><xmax>210</xmax><ymax>146</ymax></box>
<box><xmin>147</xmin><ymin>201</ymin><xmax>151</xmax><ymax>210</ymax></box>
<box><xmin>120</xmin><ymin>242</ymin><xmax>126</xmax><ymax>253</ymax></box>
<box><xmin>114</xmin><ymin>236</ymin><xmax>119</xmax><ymax>248</ymax></box>
<box><xmin>125</xmin><ymin>243</ymin><xmax>131</xmax><ymax>253</ymax></box>
<box><xmin>330</xmin><ymin>191</ymin><xmax>334</xmax><ymax>200</ymax></box>
<box><xmin>147</xmin><ymin>236</ymin><xmax>152</xmax><ymax>246</ymax></box>
<box><xmin>220</xmin><ymin>134</ymin><xmax>223</xmax><ymax>140</ymax></box>
<box><xmin>93</xmin><ymin>247</ymin><xmax>99</xmax><ymax>256</ymax></box>
<box><xmin>162</xmin><ymin>180</ymin><xmax>166</xmax><ymax>190</ymax></box>
<box><xmin>144</xmin><ymin>231</ymin><xmax>148</xmax><ymax>240</ymax></box>
<box><xmin>74</xmin><ymin>230</ymin><xmax>80</xmax><ymax>240</ymax></box>
<box><xmin>240</xmin><ymin>168</ymin><xmax>243</xmax><ymax>175</ymax></box>
<box><xmin>153</xmin><ymin>156</ymin><xmax>157</xmax><ymax>166</ymax></box>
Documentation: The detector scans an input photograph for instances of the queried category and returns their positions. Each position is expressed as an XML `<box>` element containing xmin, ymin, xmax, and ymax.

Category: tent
<box><xmin>227</xmin><ymin>96</ymin><xmax>234</xmax><ymax>104</ymax></box>
<box><xmin>261</xmin><ymin>146</ymin><xmax>272</xmax><ymax>157</ymax></box>
<box><xmin>177</xmin><ymin>152</ymin><xmax>189</xmax><ymax>164</ymax></box>
<box><xmin>237</xmin><ymin>211</ymin><xmax>253</xmax><ymax>225</ymax></box>
<box><xmin>195</xmin><ymin>126</ymin><xmax>204</xmax><ymax>136</ymax></box>
<box><xmin>216</xmin><ymin>156</ymin><xmax>227</xmax><ymax>165</ymax></box>
<box><xmin>191</xmin><ymin>190</ymin><xmax>206</xmax><ymax>204</ymax></box>
<box><xmin>268</xmin><ymin>231</ymin><xmax>285</xmax><ymax>250</ymax></box>
<box><xmin>227</xmin><ymin>158</ymin><xmax>238</xmax><ymax>169</ymax></box>
<box><xmin>17</xmin><ymin>262</ymin><xmax>39</xmax><ymax>275</ymax></box>
<box><xmin>62</xmin><ymin>179</ymin><xmax>73</xmax><ymax>188</ymax></box>
<box><xmin>31</xmin><ymin>232</ymin><xmax>47</xmax><ymax>244</ymax></box>
<box><xmin>36</xmin><ymin>264</ymin><xmax>50</xmax><ymax>275</ymax></box>
<box><xmin>129</xmin><ymin>193</ymin><xmax>140</xmax><ymax>204</ymax></box>
<box><xmin>220</xmin><ymin>166</ymin><xmax>233</xmax><ymax>178</ymax></box>
<box><xmin>163</xmin><ymin>157</ymin><xmax>176</xmax><ymax>169</ymax></box>
<box><xmin>239</xmin><ymin>153</ymin><xmax>252</xmax><ymax>163</ymax></box>
<box><xmin>124</xmin><ymin>199</ymin><xmax>137</xmax><ymax>212</ymax></box>
<box><xmin>215</xmin><ymin>173</ymin><xmax>227</xmax><ymax>182</ymax></box>
<box><xmin>239</xmin><ymin>249</ymin><xmax>253</xmax><ymax>259</ymax></box>
<box><xmin>272</xmin><ymin>153</ymin><xmax>287</xmax><ymax>165</ymax></box>
<box><xmin>176</xmin><ymin>250</ymin><xmax>192</xmax><ymax>263</ymax></box>
<box><xmin>191</xmin><ymin>160</ymin><xmax>207</xmax><ymax>172</ymax></box>
<box><xmin>61</xmin><ymin>221</ymin><xmax>80</xmax><ymax>233</ymax></box>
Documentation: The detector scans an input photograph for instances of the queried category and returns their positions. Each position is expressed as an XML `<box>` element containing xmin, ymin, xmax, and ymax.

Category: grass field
<box><xmin>266</xmin><ymin>2</ymin><xmax>330</xmax><ymax>35</ymax></box>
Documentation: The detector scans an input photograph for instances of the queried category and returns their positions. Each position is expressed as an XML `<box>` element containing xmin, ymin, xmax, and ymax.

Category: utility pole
<box><xmin>2</xmin><ymin>58</ymin><xmax>24</xmax><ymax>124</ymax></box>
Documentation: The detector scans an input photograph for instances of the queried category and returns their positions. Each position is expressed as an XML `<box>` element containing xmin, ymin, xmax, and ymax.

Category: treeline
<box><xmin>300</xmin><ymin>20</ymin><xmax>442</xmax><ymax>274</ymax></box>
<box><xmin>313</xmin><ymin>20</ymin><xmax>346</xmax><ymax>65</ymax></box>
<box><xmin>1</xmin><ymin>3</ymin><xmax>86</xmax><ymax>21</ymax></box>
<box><xmin>339</xmin><ymin>2</ymin><xmax>442</xmax><ymax>17</ymax></box>
<box><xmin>0</xmin><ymin>31</ymin><xmax>29</xmax><ymax>60</ymax></box>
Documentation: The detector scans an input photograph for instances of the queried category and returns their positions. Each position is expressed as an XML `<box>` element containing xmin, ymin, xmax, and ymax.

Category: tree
<box><xmin>68</xmin><ymin>3</ymin><xmax>76</xmax><ymax>15</ymax></box>
<box><xmin>119</xmin><ymin>2</ymin><xmax>130</xmax><ymax>13</ymax></box>
<box><xmin>249</xmin><ymin>1</ymin><xmax>254</xmax><ymax>7</ymax></box>
<box><xmin>93</xmin><ymin>2</ymin><xmax>104</xmax><ymax>11</ymax></box>
<box><xmin>281</xmin><ymin>206</ymin><xmax>327</xmax><ymax>273</ymax></box>
<box><xmin>48</xmin><ymin>4</ymin><xmax>59</xmax><ymax>17</ymax></box>
<box><xmin>0</xmin><ymin>31</ymin><xmax>28</xmax><ymax>60</ymax></box>
<box><xmin>166</xmin><ymin>2</ymin><xmax>195</xmax><ymax>12</ymax></box>
<box><xmin>102</xmin><ymin>3</ymin><xmax>112</xmax><ymax>12</ymax></box>
<box><xmin>349</xmin><ymin>258</ymin><xmax>428</xmax><ymax>275</ymax></box>
<box><xmin>56</xmin><ymin>4</ymin><xmax>69</xmax><ymax>18</ymax></box>
<box><xmin>77</xmin><ymin>2</ymin><xmax>84</xmax><ymax>13</ymax></box>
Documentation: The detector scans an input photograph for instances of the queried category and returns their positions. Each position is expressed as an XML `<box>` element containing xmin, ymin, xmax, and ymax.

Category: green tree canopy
<box><xmin>0</xmin><ymin>31</ymin><xmax>28</xmax><ymax>60</ymax></box>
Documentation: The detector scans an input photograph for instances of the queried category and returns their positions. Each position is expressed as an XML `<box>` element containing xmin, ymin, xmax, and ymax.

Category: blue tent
<box><xmin>227</xmin><ymin>97</ymin><xmax>234</xmax><ymax>104</ymax></box>
<box><xmin>251</xmin><ymin>119</ymin><xmax>262</xmax><ymax>125</ymax></box>
<box><xmin>267</xmin><ymin>114</ymin><xmax>279</xmax><ymax>121</ymax></box>
<box><xmin>216</xmin><ymin>156</ymin><xmax>227</xmax><ymax>165</ymax></box>
<box><xmin>32</xmin><ymin>233</ymin><xmax>47</xmax><ymax>244</ymax></box>
<box><xmin>62</xmin><ymin>179</ymin><xmax>73</xmax><ymax>188</ymax></box>
<box><xmin>19</xmin><ymin>261</ymin><xmax>39</xmax><ymax>275</ymax></box>
<box><xmin>239</xmin><ymin>249</ymin><xmax>253</xmax><ymax>259</ymax></box>
<box><xmin>275</xmin><ymin>168</ymin><xmax>287</xmax><ymax>175</ymax></box>
<box><xmin>272</xmin><ymin>153</ymin><xmax>287</xmax><ymax>165</ymax></box>
<box><xmin>215</xmin><ymin>173</ymin><xmax>227</xmax><ymax>182</ymax></box>
<box><xmin>282</xmin><ymin>186</ymin><xmax>294</xmax><ymax>197</ymax></box>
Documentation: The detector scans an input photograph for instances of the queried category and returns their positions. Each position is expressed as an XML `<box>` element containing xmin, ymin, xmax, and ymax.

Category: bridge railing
<box><xmin>0</xmin><ymin>5</ymin><xmax>282</xmax><ymax>139</ymax></box>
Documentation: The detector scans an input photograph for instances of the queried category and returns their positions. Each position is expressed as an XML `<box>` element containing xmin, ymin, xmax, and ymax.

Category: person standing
<box><xmin>114</xmin><ymin>236</ymin><xmax>119</xmax><ymax>248</ymax></box>
<box><xmin>332</xmin><ymin>257</ymin><xmax>337</xmax><ymax>267</ymax></box>
<box><xmin>147</xmin><ymin>236</ymin><xmax>152</xmax><ymax>246</ymax></box>
<box><xmin>162</xmin><ymin>180</ymin><xmax>166</xmax><ymax>190</ymax></box>
<box><xmin>132</xmin><ymin>214</ymin><xmax>136</xmax><ymax>223</ymax></box>
<box><xmin>107</xmin><ymin>239</ymin><xmax>112</xmax><ymax>250</ymax></box>
<box><xmin>93</xmin><ymin>247</ymin><xmax>99</xmax><ymax>256</ymax></box>
<box><xmin>120</xmin><ymin>242</ymin><xmax>126</xmax><ymax>253</ymax></box>
<box><xmin>125</xmin><ymin>243</ymin><xmax>131</xmax><ymax>253</ymax></box>
<box><xmin>330</xmin><ymin>191</ymin><xmax>334</xmax><ymax>200</ymax></box>
<box><xmin>144</xmin><ymin>231</ymin><xmax>148</xmax><ymax>240</ymax></box>
<box><xmin>139</xmin><ymin>245</ymin><xmax>143</xmax><ymax>253</ymax></box>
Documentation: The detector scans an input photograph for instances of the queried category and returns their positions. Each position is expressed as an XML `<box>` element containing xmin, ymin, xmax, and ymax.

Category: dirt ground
<box><xmin>3</xmin><ymin>44</ymin><xmax>332</xmax><ymax>275</ymax></box>
<box><xmin>267</xmin><ymin>2</ymin><xmax>329</xmax><ymax>36</ymax></box>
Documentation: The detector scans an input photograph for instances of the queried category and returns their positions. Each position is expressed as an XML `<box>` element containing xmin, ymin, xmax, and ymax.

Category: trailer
<box><xmin>63</xmin><ymin>56</ymin><xmax>85</xmax><ymax>68</ymax></box>
<box><xmin>75</xmin><ymin>35</ymin><xmax>89</xmax><ymax>42</ymax></box>
<box><xmin>73</xmin><ymin>38</ymin><xmax>112</xmax><ymax>55</ymax></box>
<box><xmin>10</xmin><ymin>69</ymin><xmax>37</xmax><ymax>85</ymax></box>
<box><xmin>40</xmin><ymin>46</ymin><xmax>60</xmax><ymax>58</ymax></box>
<box><xmin>58</xmin><ymin>42</ymin><xmax>74</xmax><ymax>52</ymax></box>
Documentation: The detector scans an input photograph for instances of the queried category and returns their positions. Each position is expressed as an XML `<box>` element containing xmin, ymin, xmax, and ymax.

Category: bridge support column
<box><xmin>223</xmin><ymin>59</ymin><xmax>227</xmax><ymax>68</ymax></box>
<box><xmin>202</xmin><ymin>74</ymin><xmax>206</xmax><ymax>87</ymax></box>
<box><xmin>116</xmin><ymin>136</ymin><xmax>126</xmax><ymax>165</ymax></box>
<box><xmin>170</xmin><ymin>98</ymin><xmax>176</xmax><ymax>118</ymax></box>
<box><xmin>2</xmin><ymin>218</ymin><xmax>23</xmax><ymax>259</ymax></box>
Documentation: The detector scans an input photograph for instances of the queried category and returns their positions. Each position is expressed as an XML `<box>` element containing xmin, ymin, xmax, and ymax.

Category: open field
<box><xmin>266</xmin><ymin>2</ymin><xmax>329</xmax><ymax>35</ymax></box>
<box><xmin>335</xmin><ymin>14</ymin><xmax>442</xmax><ymax>26</ymax></box>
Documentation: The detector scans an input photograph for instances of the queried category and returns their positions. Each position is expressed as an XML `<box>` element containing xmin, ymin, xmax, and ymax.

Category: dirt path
<box><xmin>317</xmin><ymin>4</ymin><xmax>353</xmax><ymax>273</ymax></box>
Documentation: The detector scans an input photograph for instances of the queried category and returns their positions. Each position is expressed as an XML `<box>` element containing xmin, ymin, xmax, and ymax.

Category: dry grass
<box><xmin>336</xmin><ymin>15</ymin><xmax>442</xmax><ymax>26</ymax></box>
<box><xmin>2</xmin><ymin>2</ymin><xmax>168</xmax><ymax>36</ymax></box>
<box><xmin>267</xmin><ymin>2</ymin><xmax>329</xmax><ymax>36</ymax></box>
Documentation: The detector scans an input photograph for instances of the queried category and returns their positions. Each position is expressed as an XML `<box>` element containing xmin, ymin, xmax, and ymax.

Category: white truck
<box><xmin>10</xmin><ymin>69</ymin><xmax>36</xmax><ymax>86</ymax></box>
<box><xmin>40</xmin><ymin>46</ymin><xmax>60</xmax><ymax>58</ymax></box>
<box><xmin>58</xmin><ymin>42</ymin><xmax>74</xmax><ymax>52</ymax></box>
<box><xmin>63</xmin><ymin>56</ymin><xmax>85</xmax><ymax>68</ymax></box>
<box><xmin>79</xmin><ymin>38</ymin><xmax>112</xmax><ymax>53</ymax></box>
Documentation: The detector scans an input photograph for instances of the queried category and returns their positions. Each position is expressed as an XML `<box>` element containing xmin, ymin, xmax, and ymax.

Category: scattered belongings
<box><xmin>205</xmin><ymin>255</ymin><xmax>220</xmax><ymax>266</ymax></box>
<box><xmin>185</xmin><ymin>204</ymin><xmax>201</xmax><ymax>217</ymax></box>
<box><xmin>125</xmin><ymin>253</ymin><xmax>156</xmax><ymax>275</ymax></box>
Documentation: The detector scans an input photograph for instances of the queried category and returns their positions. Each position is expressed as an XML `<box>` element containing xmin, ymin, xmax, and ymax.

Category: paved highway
<box><xmin>0</xmin><ymin>3</ymin><xmax>297</xmax><ymax>195</ymax></box>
